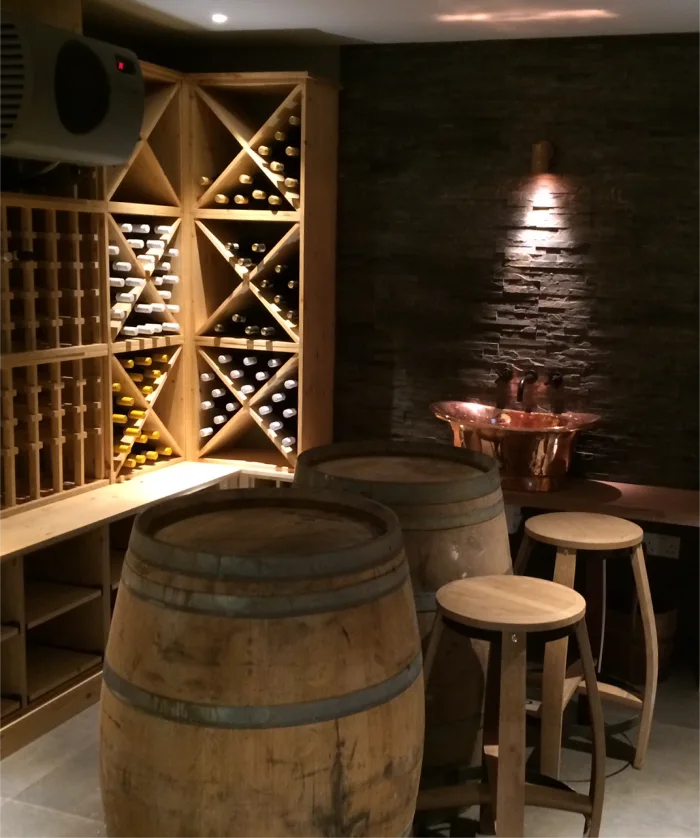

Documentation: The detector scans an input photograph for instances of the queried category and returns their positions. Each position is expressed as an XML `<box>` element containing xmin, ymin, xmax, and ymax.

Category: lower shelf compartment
<box><xmin>25</xmin><ymin>581</ymin><xmax>102</xmax><ymax>629</ymax></box>
<box><xmin>26</xmin><ymin>645</ymin><xmax>102</xmax><ymax>703</ymax></box>
<box><xmin>1</xmin><ymin>696</ymin><xmax>21</xmax><ymax>719</ymax></box>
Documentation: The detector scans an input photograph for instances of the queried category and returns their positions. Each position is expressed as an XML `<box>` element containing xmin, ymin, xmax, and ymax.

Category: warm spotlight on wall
<box><xmin>531</xmin><ymin>140</ymin><xmax>553</xmax><ymax>175</ymax></box>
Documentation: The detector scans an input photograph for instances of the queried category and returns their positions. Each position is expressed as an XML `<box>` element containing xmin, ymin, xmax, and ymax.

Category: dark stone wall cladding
<box><xmin>335</xmin><ymin>35</ymin><xmax>699</xmax><ymax>489</ymax></box>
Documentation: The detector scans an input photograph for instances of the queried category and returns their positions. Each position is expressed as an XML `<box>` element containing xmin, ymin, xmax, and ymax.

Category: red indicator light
<box><xmin>117</xmin><ymin>60</ymin><xmax>125</xmax><ymax>71</ymax></box>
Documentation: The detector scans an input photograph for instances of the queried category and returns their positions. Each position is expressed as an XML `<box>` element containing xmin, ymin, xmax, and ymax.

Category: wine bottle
<box><xmin>269</xmin><ymin>420</ymin><xmax>284</xmax><ymax>432</ymax></box>
<box><xmin>268</xmin><ymin>195</ymin><xmax>283</xmax><ymax>206</ymax></box>
<box><xmin>284</xmin><ymin>378</ymin><xmax>298</xmax><ymax>390</ymax></box>
<box><xmin>126</xmin><ymin>238</ymin><xmax>145</xmax><ymax>250</ymax></box>
<box><xmin>201</xmin><ymin>372</ymin><xmax>215</xmax><ymax>382</ymax></box>
<box><xmin>111</xmin><ymin>308</ymin><xmax>126</xmax><ymax>321</ymax></box>
<box><xmin>255</xmin><ymin>371</ymin><xmax>270</xmax><ymax>382</ymax></box>
<box><xmin>251</xmin><ymin>243</ymin><xmax>267</xmax><ymax>254</ymax></box>
<box><xmin>260</xmin><ymin>326</ymin><xmax>276</xmax><ymax>338</ymax></box>
<box><xmin>115</xmin><ymin>443</ymin><xmax>131</xmax><ymax>454</ymax></box>
<box><xmin>234</xmin><ymin>195</ymin><xmax>249</xmax><ymax>205</ymax></box>
<box><xmin>124</xmin><ymin>458</ymin><xmax>137</xmax><ymax>468</ymax></box>
<box><xmin>252</xmin><ymin>190</ymin><xmax>267</xmax><ymax>201</ymax></box>
<box><xmin>134</xmin><ymin>454</ymin><xmax>147</xmax><ymax>464</ymax></box>
<box><xmin>213</xmin><ymin>414</ymin><xmax>227</xmax><ymax>425</ymax></box>
<box><xmin>125</xmin><ymin>277</ymin><xmax>145</xmax><ymax>288</ymax></box>
<box><xmin>240</xmin><ymin>383</ymin><xmax>255</xmax><ymax>395</ymax></box>
<box><xmin>124</xmin><ymin>427</ymin><xmax>140</xmax><ymax>437</ymax></box>
<box><xmin>109</xmin><ymin>277</ymin><xmax>125</xmax><ymax>288</ymax></box>
<box><xmin>158</xmin><ymin>290</ymin><xmax>172</xmax><ymax>300</ymax></box>
<box><xmin>274</xmin><ymin>130</ymin><xmax>287</xmax><ymax>142</ymax></box>
<box><xmin>119</xmin><ymin>223</ymin><xmax>133</xmax><ymax>233</ymax></box>
<box><xmin>113</xmin><ymin>413</ymin><xmax>127</xmax><ymax>424</ymax></box>
<box><xmin>274</xmin><ymin>264</ymin><xmax>288</xmax><ymax>275</ymax></box>
<box><xmin>271</xmin><ymin>392</ymin><xmax>286</xmax><ymax>403</ymax></box>
<box><xmin>268</xmin><ymin>358</ymin><xmax>283</xmax><ymax>369</ymax></box>
<box><xmin>211</xmin><ymin>388</ymin><xmax>226</xmax><ymax>398</ymax></box>
<box><xmin>162</xmin><ymin>275</ymin><xmax>179</xmax><ymax>284</ymax></box>
<box><xmin>201</xmin><ymin>400</ymin><xmax>214</xmax><ymax>410</ymax></box>
<box><xmin>244</xmin><ymin>325</ymin><xmax>260</xmax><ymax>337</ymax></box>
<box><xmin>112</xmin><ymin>261</ymin><xmax>131</xmax><ymax>272</ymax></box>
<box><xmin>218</xmin><ymin>354</ymin><xmax>232</xmax><ymax>364</ymax></box>
<box><xmin>258</xmin><ymin>404</ymin><xmax>273</xmax><ymax>416</ymax></box>
<box><xmin>134</xmin><ymin>303</ymin><xmax>152</xmax><ymax>314</ymax></box>
<box><xmin>215</xmin><ymin>194</ymin><xmax>229</xmax><ymax>205</ymax></box>
<box><xmin>117</xmin><ymin>396</ymin><xmax>135</xmax><ymax>407</ymax></box>
<box><xmin>272</xmin><ymin>294</ymin><xmax>285</xmax><ymax>306</ymax></box>
<box><xmin>115</xmin><ymin>292</ymin><xmax>135</xmax><ymax>304</ymax></box>
<box><xmin>112</xmin><ymin>382</ymin><xmax>122</xmax><ymax>393</ymax></box>
<box><xmin>157</xmin><ymin>446</ymin><xmax>173</xmax><ymax>456</ymax></box>
<box><xmin>283</xmin><ymin>407</ymin><xmax>297</xmax><ymax>419</ymax></box>
<box><xmin>243</xmin><ymin>356</ymin><xmax>257</xmax><ymax>366</ymax></box>
<box><xmin>239</xmin><ymin>174</ymin><xmax>254</xmax><ymax>185</ymax></box>
<box><xmin>121</xmin><ymin>326</ymin><xmax>139</xmax><ymax>337</ymax></box>
<box><xmin>288</xmin><ymin>114</ymin><xmax>301</xmax><ymax>127</ymax></box>
<box><xmin>108</xmin><ymin>244</ymin><xmax>120</xmax><ymax>256</ymax></box>
<box><xmin>287</xmin><ymin>310</ymin><xmax>299</xmax><ymax>324</ymax></box>
<box><xmin>145</xmin><ymin>451</ymin><xmax>159</xmax><ymax>461</ymax></box>
<box><xmin>285</xmin><ymin>146</ymin><xmax>300</xmax><ymax>158</ymax></box>
<box><xmin>129</xmin><ymin>409</ymin><xmax>146</xmax><ymax>420</ymax></box>
<box><xmin>213</xmin><ymin>323</ymin><xmax>226</xmax><ymax>334</ymax></box>
<box><xmin>161</xmin><ymin>323</ymin><xmax>180</xmax><ymax>333</ymax></box>
<box><xmin>151</xmin><ymin>303</ymin><xmax>166</xmax><ymax>313</ymax></box>
<box><xmin>166</xmin><ymin>304</ymin><xmax>180</xmax><ymax>314</ymax></box>
<box><xmin>129</xmin><ymin>372</ymin><xmax>144</xmax><ymax>383</ymax></box>
<box><xmin>270</xmin><ymin>161</ymin><xmax>285</xmax><ymax>174</ymax></box>
<box><xmin>258</xmin><ymin>278</ymin><xmax>275</xmax><ymax>289</ymax></box>
<box><xmin>135</xmin><ymin>356</ymin><xmax>152</xmax><ymax>366</ymax></box>
<box><xmin>284</xmin><ymin>177</ymin><xmax>299</xmax><ymax>190</ymax></box>
<box><xmin>200</xmin><ymin>427</ymin><xmax>214</xmax><ymax>438</ymax></box>
<box><xmin>282</xmin><ymin>436</ymin><xmax>296</xmax><ymax>447</ymax></box>
<box><xmin>231</xmin><ymin>313</ymin><xmax>247</xmax><ymax>324</ymax></box>
<box><xmin>155</xmin><ymin>225</ymin><xmax>172</xmax><ymax>235</ymax></box>
<box><xmin>166</xmin><ymin>247</ymin><xmax>179</xmax><ymax>257</ymax></box>
<box><xmin>225</xmin><ymin>402</ymin><xmax>238</xmax><ymax>412</ymax></box>
<box><xmin>141</xmin><ymin>385</ymin><xmax>154</xmax><ymax>395</ymax></box>
<box><xmin>198</xmin><ymin>176</ymin><xmax>212</xmax><ymax>187</ymax></box>
<box><xmin>258</xmin><ymin>144</ymin><xmax>271</xmax><ymax>157</ymax></box>
<box><xmin>229</xmin><ymin>368</ymin><xmax>245</xmax><ymax>379</ymax></box>
<box><xmin>287</xmin><ymin>279</ymin><xmax>299</xmax><ymax>290</ymax></box>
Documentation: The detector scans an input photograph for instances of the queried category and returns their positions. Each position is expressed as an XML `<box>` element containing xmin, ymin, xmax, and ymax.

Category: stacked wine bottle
<box><xmin>112</xmin><ymin>355</ymin><xmax>174</xmax><ymax>472</ymax></box>
<box><xmin>203</xmin><ymin>111</ymin><xmax>302</xmax><ymax>210</ymax></box>
<box><xmin>253</xmin><ymin>375</ymin><xmax>298</xmax><ymax>452</ymax></box>
<box><xmin>108</xmin><ymin>219</ymin><xmax>181</xmax><ymax>337</ymax></box>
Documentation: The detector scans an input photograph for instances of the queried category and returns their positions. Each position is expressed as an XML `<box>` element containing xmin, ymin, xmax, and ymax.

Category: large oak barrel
<box><xmin>295</xmin><ymin>441</ymin><xmax>512</xmax><ymax>771</ymax></box>
<box><xmin>100</xmin><ymin>489</ymin><xmax>424</xmax><ymax>837</ymax></box>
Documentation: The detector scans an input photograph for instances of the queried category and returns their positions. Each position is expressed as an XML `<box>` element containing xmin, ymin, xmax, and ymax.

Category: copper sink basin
<box><xmin>431</xmin><ymin>401</ymin><xmax>600</xmax><ymax>492</ymax></box>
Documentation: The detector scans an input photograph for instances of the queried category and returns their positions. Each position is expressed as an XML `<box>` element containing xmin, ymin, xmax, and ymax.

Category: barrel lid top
<box><xmin>296</xmin><ymin>441</ymin><xmax>500</xmax><ymax>504</ymax></box>
<box><xmin>132</xmin><ymin>488</ymin><xmax>403</xmax><ymax>580</ymax></box>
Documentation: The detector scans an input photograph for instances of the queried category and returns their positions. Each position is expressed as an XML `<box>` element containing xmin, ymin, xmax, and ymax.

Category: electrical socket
<box><xmin>643</xmin><ymin>532</ymin><xmax>681</xmax><ymax>559</ymax></box>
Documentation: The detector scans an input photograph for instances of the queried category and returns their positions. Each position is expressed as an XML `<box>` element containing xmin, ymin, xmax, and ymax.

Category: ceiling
<box><xmin>88</xmin><ymin>0</ymin><xmax>699</xmax><ymax>43</ymax></box>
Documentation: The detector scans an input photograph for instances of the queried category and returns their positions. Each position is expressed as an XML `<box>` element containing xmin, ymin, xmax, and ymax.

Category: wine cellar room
<box><xmin>0</xmin><ymin>1</ymin><xmax>698</xmax><ymax>837</ymax></box>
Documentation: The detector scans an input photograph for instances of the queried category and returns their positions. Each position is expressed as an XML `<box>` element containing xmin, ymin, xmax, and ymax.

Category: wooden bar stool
<box><xmin>417</xmin><ymin>576</ymin><xmax>605</xmax><ymax>838</ymax></box>
<box><xmin>514</xmin><ymin>512</ymin><xmax>658</xmax><ymax>776</ymax></box>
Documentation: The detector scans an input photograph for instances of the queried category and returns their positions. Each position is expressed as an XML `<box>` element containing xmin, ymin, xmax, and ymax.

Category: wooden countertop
<box><xmin>504</xmin><ymin>479</ymin><xmax>699</xmax><ymax>528</ymax></box>
<box><xmin>0</xmin><ymin>462</ymin><xmax>241</xmax><ymax>560</ymax></box>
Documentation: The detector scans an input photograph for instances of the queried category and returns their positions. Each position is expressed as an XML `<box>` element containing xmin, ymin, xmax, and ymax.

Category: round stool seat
<box><xmin>525</xmin><ymin>512</ymin><xmax>643</xmax><ymax>551</ymax></box>
<box><xmin>436</xmin><ymin>576</ymin><xmax>586</xmax><ymax>633</ymax></box>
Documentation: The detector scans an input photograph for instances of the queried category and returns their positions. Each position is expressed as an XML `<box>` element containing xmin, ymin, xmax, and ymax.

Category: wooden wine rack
<box><xmin>0</xmin><ymin>63</ymin><xmax>337</xmax><ymax>747</ymax></box>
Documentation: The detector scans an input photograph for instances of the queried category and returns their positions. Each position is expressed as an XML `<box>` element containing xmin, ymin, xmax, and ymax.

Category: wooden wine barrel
<box><xmin>100</xmin><ymin>489</ymin><xmax>424</xmax><ymax>838</ymax></box>
<box><xmin>295</xmin><ymin>441</ymin><xmax>512</xmax><ymax>771</ymax></box>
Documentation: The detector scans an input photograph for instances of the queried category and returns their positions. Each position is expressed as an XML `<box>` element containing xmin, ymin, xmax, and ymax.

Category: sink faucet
<box><xmin>517</xmin><ymin>370</ymin><xmax>538</xmax><ymax>404</ymax></box>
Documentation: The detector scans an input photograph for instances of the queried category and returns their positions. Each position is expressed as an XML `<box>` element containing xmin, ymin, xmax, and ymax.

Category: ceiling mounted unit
<box><xmin>1</xmin><ymin>16</ymin><xmax>144</xmax><ymax>166</ymax></box>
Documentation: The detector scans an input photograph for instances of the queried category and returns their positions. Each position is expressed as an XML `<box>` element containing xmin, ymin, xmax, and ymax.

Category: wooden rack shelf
<box><xmin>26</xmin><ymin>645</ymin><xmax>102</xmax><ymax>703</ymax></box>
<box><xmin>25</xmin><ymin>581</ymin><xmax>102</xmax><ymax>630</ymax></box>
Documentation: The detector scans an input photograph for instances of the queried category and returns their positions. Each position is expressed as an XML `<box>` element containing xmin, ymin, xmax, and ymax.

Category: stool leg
<box><xmin>494</xmin><ymin>631</ymin><xmax>527</xmax><ymax>838</ymax></box>
<box><xmin>575</xmin><ymin>619</ymin><xmax>606</xmax><ymax>838</ymax></box>
<box><xmin>480</xmin><ymin>636</ymin><xmax>501</xmax><ymax>835</ymax></box>
<box><xmin>540</xmin><ymin>548</ymin><xmax>577</xmax><ymax>779</ymax></box>
<box><xmin>423</xmin><ymin>611</ymin><xmax>444</xmax><ymax>687</ymax></box>
<box><xmin>513</xmin><ymin>534</ymin><xmax>533</xmax><ymax>575</ymax></box>
<box><xmin>631</xmin><ymin>544</ymin><xmax>658</xmax><ymax>770</ymax></box>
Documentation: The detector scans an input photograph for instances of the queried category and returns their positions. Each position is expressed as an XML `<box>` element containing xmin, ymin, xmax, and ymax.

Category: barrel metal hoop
<box><xmin>131</xmin><ymin>489</ymin><xmax>404</xmax><ymax>581</ymax></box>
<box><xmin>296</xmin><ymin>442</ymin><xmax>501</xmax><ymax>505</ymax></box>
<box><xmin>397</xmin><ymin>500</ymin><xmax>505</xmax><ymax>531</ymax></box>
<box><xmin>121</xmin><ymin>559</ymin><xmax>410</xmax><ymax>619</ymax></box>
<box><xmin>102</xmin><ymin>653</ymin><xmax>423</xmax><ymax>730</ymax></box>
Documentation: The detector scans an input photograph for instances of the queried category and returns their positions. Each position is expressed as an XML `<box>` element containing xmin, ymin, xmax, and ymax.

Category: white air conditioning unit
<box><xmin>1</xmin><ymin>16</ymin><xmax>144</xmax><ymax>166</ymax></box>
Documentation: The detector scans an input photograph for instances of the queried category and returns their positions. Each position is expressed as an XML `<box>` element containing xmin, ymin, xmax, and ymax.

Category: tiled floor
<box><xmin>1</xmin><ymin>669</ymin><xmax>697</xmax><ymax>837</ymax></box>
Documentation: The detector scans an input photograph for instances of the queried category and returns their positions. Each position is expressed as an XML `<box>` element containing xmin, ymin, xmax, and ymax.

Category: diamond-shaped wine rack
<box><xmin>191</xmin><ymin>77</ymin><xmax>309</xmax><ymax>466</ymax></box>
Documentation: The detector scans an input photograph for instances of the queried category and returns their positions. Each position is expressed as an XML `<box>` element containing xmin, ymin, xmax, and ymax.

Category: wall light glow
<box><xmin>211</xmin><ymin>12</ymin><xmax>228</xmax><ymax>24</ymax></box>
<box><xmin>438</xmin><ymin>9</ymin><xmax>617</xmax><ymax>23</ymax></box>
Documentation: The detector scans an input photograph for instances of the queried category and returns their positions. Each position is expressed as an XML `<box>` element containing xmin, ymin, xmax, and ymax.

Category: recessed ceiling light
<box><xmin>211</xmin><ymin>13</ymin><xmax>228</xmax><ymax>24</ymax></box>
<box><xmin>438</xmin><ymin>9</ymin><xmax>617</xmax><ymax>23</ymax></box>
